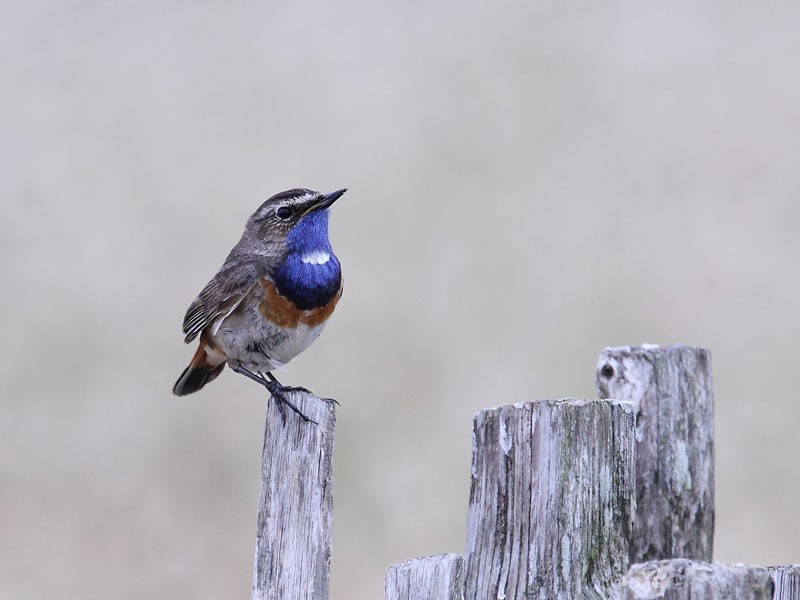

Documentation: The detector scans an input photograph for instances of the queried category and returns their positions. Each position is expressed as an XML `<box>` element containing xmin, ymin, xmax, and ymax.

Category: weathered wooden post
<box><xmin>617</xmin><ymin>560</ymin><xmax>774</xmax><ymax>599</ymax></box>
<box><xmin>384</xmin><ymin>554</ymin><xmax>464</xmax><ymax>600</ymax></box>
<box><xmin>251</xmin><ymin>393</ymin><xmax>336</xmax><ymax>600</ymax></box>
<box><xmin>771</xmin><ymin>564</ymin><xmax>800</xmax><ymax>599</ymax></box>
<box><xmin>596</xmin><ymin>345</ymin><xmax>714</xmax><ymax>563</ymax></box>
<box><xmin>463</xmin><ymin>399</ymin><xmax>636</xmax><ymax>599</ymax></box>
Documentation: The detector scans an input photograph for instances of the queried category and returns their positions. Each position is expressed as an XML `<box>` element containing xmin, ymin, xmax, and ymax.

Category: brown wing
<box><xmin>182</xmin><ymin>260</ymin><xmax>258</xmax><ymax>343</ymax></box>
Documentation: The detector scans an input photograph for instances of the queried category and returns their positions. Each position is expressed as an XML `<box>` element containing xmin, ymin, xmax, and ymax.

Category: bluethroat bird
<box><xmin>173</xmin><ymin>187</ymin><xmax>346</xmax><ymax>421</ymax></box>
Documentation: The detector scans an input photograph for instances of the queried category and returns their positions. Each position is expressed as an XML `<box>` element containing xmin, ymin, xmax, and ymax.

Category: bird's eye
<box><xmin>276</xmin><ymin>206</ymin><xmax>293</xmax><ymax>219</ymax></box>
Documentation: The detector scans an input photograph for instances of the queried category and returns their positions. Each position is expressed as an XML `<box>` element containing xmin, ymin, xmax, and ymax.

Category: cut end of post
<box><xmin>473</xmin><ymin>398</ymin><xmax>635</xmax><ymax>424</ymax></box>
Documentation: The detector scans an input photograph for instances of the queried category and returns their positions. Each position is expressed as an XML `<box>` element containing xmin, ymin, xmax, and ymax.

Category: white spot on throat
<box><xmin>300</xmin><ymin>250</ymin><xmax>331</xmax><ymax>265</ymax></box>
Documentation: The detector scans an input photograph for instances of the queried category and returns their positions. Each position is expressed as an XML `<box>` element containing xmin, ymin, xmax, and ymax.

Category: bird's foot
<box><xmin>264</xmin><ymin>380</ymin><xmax>316</xmax><ymax>425</ymax></box>
<box><xmin>232</xmin><ymin>365</ymin><xmax>315</xmax><ymax>425</ymax></box>
<box><xmin>254</xmin><ymin>372</ymin><xmax>338</xmax><ymax>408</ymax></box>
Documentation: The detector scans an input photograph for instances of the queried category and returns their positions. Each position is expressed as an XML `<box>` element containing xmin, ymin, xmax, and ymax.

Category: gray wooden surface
<box><xmin>770</xmin><ymin>564</ymin><xmax>800</xmax><ymax>600</ymax></box>
<box><xmin>384</xmin><ymin>554</ymin><xmax>464</xmax><ymax>600</ymax></box>
<box><xmin>251</xmin><ymin>392</ymin><xmax>336</xmax><ymax>600</ymax></box>
<box><xmin>463</xmin><ymin>399</ymin><xmax>636</xmax><ymax>599</ymax></box>
<box><xmin>596</xmin><ymin>345</ymin><xmax>714</xmax><ymax>563</ymax></box>
<box><xmin>617</xmin><ymin>560</ymin><xmax>773</xmax><ymax>599</ymax></box>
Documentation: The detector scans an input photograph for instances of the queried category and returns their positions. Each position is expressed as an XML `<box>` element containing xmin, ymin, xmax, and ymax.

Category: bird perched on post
<box><xmin>173</xmin><ymin>187</ymin><xmax>346</xmax><ymax>421</ymax></box>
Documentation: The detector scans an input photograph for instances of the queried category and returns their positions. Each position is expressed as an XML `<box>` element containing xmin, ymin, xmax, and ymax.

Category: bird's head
<box><xmin>245</xmin><ymin>187</ymin><xmax>346</xmax><ymax>256</ymax></box>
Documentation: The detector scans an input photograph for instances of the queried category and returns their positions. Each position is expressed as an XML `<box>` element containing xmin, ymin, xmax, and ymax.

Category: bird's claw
<box><xmin>265</xmin><ymin>381</ymin><xmax>317</xmax><ymax>425</ymax></box>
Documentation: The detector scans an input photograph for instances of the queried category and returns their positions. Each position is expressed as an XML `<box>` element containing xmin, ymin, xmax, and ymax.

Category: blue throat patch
<box><xmin>273</xmin><ymin>209</ymin><xmax>341</xmax><ymax>310</ymax></box>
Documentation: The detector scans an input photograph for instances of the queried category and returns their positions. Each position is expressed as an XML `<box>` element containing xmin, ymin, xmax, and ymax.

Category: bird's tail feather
<box><xmin>173</xmin><ymin>344</ymin><xmax>226</xmax><ymax>396</ymax></box>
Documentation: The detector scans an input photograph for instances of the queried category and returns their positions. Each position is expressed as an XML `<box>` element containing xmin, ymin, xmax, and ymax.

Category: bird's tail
<box><xmin>173</xmin><ymin>342</ymin><xmax>226</xmax><ymax>396</ymax></box>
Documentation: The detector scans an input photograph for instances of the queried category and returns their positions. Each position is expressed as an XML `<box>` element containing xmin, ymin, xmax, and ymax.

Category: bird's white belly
<box><xmin>212</xmin><ymin>310</ymin><xmax>328</xmax><ymax>373</ymax></box>
<box><xmin>269</xmin><ymin>321</ymin><xmax>327</xmax><ymax>365</ymax></box>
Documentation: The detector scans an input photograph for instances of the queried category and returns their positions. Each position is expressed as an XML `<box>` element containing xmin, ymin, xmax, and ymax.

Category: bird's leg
<box><xmin>230</xmin><ymin>365</ymin><xmax>315</xmax><ymax>424</ymax></box>
<box><xmin>253</xmin><ymin>346</ymin><xmax>312</xmax><ymax>394</ymax></box>
<box><xmin>263</xmin><ymin>373</ymin><xmax>318</xmax><ymax>423</ymax></box>
<box><xmin>264</xmin><ymin>372</ymin><xmax>311</xmax><ymax>394</ymax></box>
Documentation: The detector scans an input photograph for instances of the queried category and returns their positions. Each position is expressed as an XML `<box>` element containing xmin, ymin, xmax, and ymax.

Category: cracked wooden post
<box><xmin>617</xmin><ymin>560</ymin><xmax>774</xmax><ymax>599</ymax></box>
<box><xmin>596</xmin><ymin>345</ymin><xmax>714</xmax><ymax>563</ymax></box>
<box><xmin>251</xmin><ymin>392</ymin><xmax>336</xmax><ymax>600</ymax></box>
<box><xmin>384</xmin><ymin>554</ymin><xmax>464</xmax><ymax>600</ymax></box>
<box><xmin>770</xmin><ymin>564</ymin><xmax>800</xmax><ymax>599</ymax></box>
<box><xmin>463</xmin><ymin>399</ymin><xmax>636</xmax><ymax>599</ymax></box>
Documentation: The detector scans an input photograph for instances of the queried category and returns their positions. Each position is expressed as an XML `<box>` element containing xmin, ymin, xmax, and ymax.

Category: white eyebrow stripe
<box><xmin>300</xmin><ymin>250</ymin><xmax>331</xmax><ymax>265</ymax></box>
<box><xmin>285</xmin><ymin>193</ymin><xmax>317</xmax><ymax>205</ymax></box>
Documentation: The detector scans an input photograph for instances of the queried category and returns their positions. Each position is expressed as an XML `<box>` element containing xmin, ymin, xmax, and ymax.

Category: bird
<box><xmin>173</xmin><ymin>187</ymin><xmax>346</xmax><ymax>421</ymax></box>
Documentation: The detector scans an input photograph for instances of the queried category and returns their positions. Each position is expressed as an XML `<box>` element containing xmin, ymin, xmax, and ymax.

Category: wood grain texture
<box><xmin>463</xmin><ymin>399</ymin><xmax>636</xmax><ymax>599</ymax></box>
<box><xmin>596</xmin><ymin>345</ymin><xmax>714</xmax><ymax>563</ymax></box>
<box><xmin>770</xmin><ymin>564</ymin><xmax>800</xmax><ymax>599</ymax></box>
<box><xmin>617</xmin><ymin>560</ymin><xmax>774</xmax><ymax>599</ymax></box>
<box><xmin>251</xmin><ymin>392</ymin><xmax>336</xmax><ymax>600</ymax></box>
<box><xmin>385</xmin><ymin>554</ymin><xmax>464</xmax><ymax>600</ymax></box>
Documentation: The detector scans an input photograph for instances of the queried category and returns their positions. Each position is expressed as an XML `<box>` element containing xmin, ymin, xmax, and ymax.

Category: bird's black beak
<box><xmin>314</xmin><ymin>188</ymin><xmax>347</xmax><ymax>210</ymax></box>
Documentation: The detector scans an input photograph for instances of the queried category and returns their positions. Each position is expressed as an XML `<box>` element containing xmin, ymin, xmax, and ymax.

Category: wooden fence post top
<box><xmin>474</xmin><ymin>397</ymin><xmax>636</xmax><ymax>418</ymax></box>
<box><xmin>596</xmin><ymin>344</ymin><xmax>715</xmax><ymax>563</ymax></box>
<box><xmin>465</xmin><ymin>398</ymin><xmax>636</xmax><ymax>599</ymax></box>
<box><xmin>252</xmin><ymin>392</ymin><xmax>336</xmax><ymax>600</ymax></box>
<box><xmin>770</xmin><ymin>564</ymin><xmax>800</xmax><ymax>599</ymax></box>
<box><xmin>596</xmin><ymin>345</ymin><xmax>711</xmax><ymax>409</ymax></box>
<box><xmin>385</xmin><ymin>554</ymin><xmax>464</xmax><ymax>600</ymax></box>
<box><xmin>618</xmin><ymin>560</ymin><xmax>774</xmax><ymax>599</ymax></box>
<box><xmin>597</xmin><ymin>343</ymin><xmax>709</xmax><ymax>354</ymax></box>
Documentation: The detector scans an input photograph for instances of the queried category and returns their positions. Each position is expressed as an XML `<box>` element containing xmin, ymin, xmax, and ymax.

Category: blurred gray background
<box><xmin>3</xmin><ymin>1</ymin><xmax>799</xmax><ymax>598</ymax></box>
